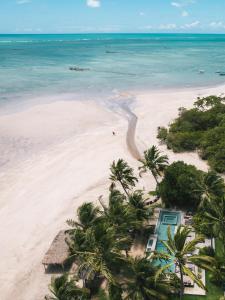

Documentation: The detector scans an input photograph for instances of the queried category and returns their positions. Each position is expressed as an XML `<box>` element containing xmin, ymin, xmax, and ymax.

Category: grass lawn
<box><xmin>215</xmin><ymin>239</ymin><xmax>224</xmax><ymax>257</ymax></box>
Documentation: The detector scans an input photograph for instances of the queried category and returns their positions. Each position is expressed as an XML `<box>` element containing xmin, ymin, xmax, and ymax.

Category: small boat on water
<box><xmin>69</xmin><ymin>66</ymin><xmax>90</xmax><ymax>71</ymax></box>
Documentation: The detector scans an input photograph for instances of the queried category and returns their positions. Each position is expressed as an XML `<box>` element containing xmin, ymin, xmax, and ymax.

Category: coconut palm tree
<box><xmin>45</xmin><ymin>274</ymin><xmax>90</xmax><ymax>300</ymax></box>
<box><xmin>71</xmin><ymin>221</ymin><xmax>130</xmax><ymax>285</ymax></box>
<box><xmin>209</xmin><ymin>254</ymin><xmax>225</xmax><ymax>286</ymax></box>
<box><xmin>154</xmin><ymin>225</ymin><xmax>215</xmax><ymax>300</ymax></box>
<box><xmin>66</xmin><ymin>202</ymin><xmax>101</xmax><ymax>258</ymax></box>
<box><xmin>139</xmin><ymin>146</ymin><xmax>169</xmax><ymax>185</ymax></box>
<box><xmin>204</xmin><ymin>196</ymin><xmax>225</xmax><ymax>255</ymax></box>
<box><xmin>97</xmin><ymin>285</ymin><xmax>123</xmax><ymax>300</ymax></box>
<box><xmin>196</xmin><ymin>171</ymin><xmax>225</xmax><ymax>207</ymax></box>
<box><xmin>128</xmin><ymin>190</ymin><xmax>152</xmax><ymax>223</ymax></box>
<box><xmin>123</xmin><ymin>256</ymin><xmax>172</xmax><ymax>300</ymax></box>
<box><xmin>110</xmin><ymin>159</ymin><xmax>138</xmax><ymax>196</ymax></box>
<box><xmin>67</xmin><ymin>202</ymin><xmax>100</xmax><ymax>231</ymax></box>
<box><xmin>98</xmin><ymin>190</ymin><xmax>138</xmax><ymax>238</ymax></box>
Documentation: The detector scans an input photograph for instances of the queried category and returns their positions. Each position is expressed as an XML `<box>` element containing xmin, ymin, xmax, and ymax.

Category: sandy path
<box><xmin>0</xmin><ymin>84</ymin><xmax>225</xmax><ymax>300</ymax></box>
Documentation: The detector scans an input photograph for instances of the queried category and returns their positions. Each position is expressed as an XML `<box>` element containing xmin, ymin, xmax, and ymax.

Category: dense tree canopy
<box><xmin>158</xmin><ymin>161</ymin><xmax>203</xmax><ymax>209</ymax></box>
<box><xmin>157</xmin><ymin>96</ymin><xmax>225</xmax><ymax>173</ymax></box>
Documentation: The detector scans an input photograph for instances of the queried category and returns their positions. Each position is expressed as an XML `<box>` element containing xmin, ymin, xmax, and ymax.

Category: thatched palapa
<box><xmin>42</xmin><ymin>230</ymin><xmax>70</xmax><ymax>267</ymax></box>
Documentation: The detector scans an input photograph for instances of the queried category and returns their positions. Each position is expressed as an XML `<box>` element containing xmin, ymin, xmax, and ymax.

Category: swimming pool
<box><xmin>153</xmin><ymin>210</ymin><xmax>181</xmax><ymax>271</ymax></box>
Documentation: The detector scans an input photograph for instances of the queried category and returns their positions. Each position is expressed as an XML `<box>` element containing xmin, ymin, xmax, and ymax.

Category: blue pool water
<box><xmin>1</xmin><ymin>34</ymin><xmax>225</xmax><ymax>106</ymax></box>
<box><xmin>154</xmin><ymin>210</ymin><xmax>181</xmax><ymax>271</ymax></box>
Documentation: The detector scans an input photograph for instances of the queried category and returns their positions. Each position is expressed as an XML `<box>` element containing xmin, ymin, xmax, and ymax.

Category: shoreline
<box><xmin>1</xmin><ymin>80</ymin><xmax>225</xmax><ymax>116</ymax></box>
<box><xmin>0</xmin><ymin>83</ymin><xmax>225</xmax><ymax>300</ymax></box>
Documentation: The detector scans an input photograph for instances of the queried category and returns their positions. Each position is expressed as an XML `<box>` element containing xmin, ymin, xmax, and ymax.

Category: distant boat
<box><xmin>198</xmin><ymin>69</ymin><xmax>205</xmax><ymax>74</ymax></box>
<box><xmin>69</xmin><ymin>66</ymin><xmax>90</xmax><ymax>71</ymax></box>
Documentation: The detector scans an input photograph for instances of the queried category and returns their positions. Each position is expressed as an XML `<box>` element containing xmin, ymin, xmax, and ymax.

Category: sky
<box><xmin>0</xmin><ymin>0</ymin><xmax>225</xmax><ymax>34</ymax></box>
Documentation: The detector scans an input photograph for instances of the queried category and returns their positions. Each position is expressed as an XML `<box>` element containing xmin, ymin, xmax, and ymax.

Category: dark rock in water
<box><xmin>215</xmin><ymin>71</ymin><xmax>225</xmax><ymax>76</ymax></box>
<box><xmin>105</xmin><ymin>50</ymin><xmax>119</xmax><ymax>54</ymax></box>
<box><xmin>69</xmin><ymin>66</ymin><xmax>90</xmax><ymax>71</ymax></box>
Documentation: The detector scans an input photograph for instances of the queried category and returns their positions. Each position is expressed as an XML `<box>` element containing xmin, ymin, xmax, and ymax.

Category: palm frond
<box><xmin>182</xmin><ymin>265</ymin><xmax>206</xmax><ymax>290</ymax></box>
<box><xmin>155</xmin><ymin>262</ymin><xmax>174</xmax><ymax>282</ymax></box>
<box><xmin>181</xmin><ymin>236</ymin><xmax>205</xmax><ymax>255</ymax></box>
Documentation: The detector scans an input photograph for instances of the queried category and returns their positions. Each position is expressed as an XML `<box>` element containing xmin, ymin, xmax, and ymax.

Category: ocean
<box><xmin>1</xmin><ymin>33</ymin><xmax>225</xmax><ymax>106</ymax></box>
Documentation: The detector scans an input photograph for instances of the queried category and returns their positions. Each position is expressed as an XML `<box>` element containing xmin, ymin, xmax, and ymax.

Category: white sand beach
<box><xmin>0</xmin><ymin>84</ymin><xmax>224</xmax><ymax>300</ymax></box>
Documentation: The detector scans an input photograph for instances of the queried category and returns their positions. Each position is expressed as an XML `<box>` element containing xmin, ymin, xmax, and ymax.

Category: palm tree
<box><xmin>108</xmin><ymin>283</ymin><xmax>123</xmax><ymax>300</ymax></box>
<box><xmin>97</xmin><ymin>285</ymin><xmax>123</xmax><ymax>300</ymax></box>
<box><xmin>139</xmin><ymin>146</ymin><xmax>169</xmax><ymax>185</ymax></box>
<box><xmin>110</xmin><ymin>159</ymin><xmax>138</xmax><ymax>196</ymax></box>
<box><xmin>123</xmin><ymin>256</ymin><xmax>172</xmax><ymax>300</ymax></box>
<box><xmin>196</xmin><ymin>171</ymin><xmax>225</xmax><ymax>207</ymax></box>
<box><xmin>45</xmin><ymin>274</ymin><xmax>90</xmax><ymax>300</ymax></box>
<box><xmin>154</xmin><ymin>225</ymin><xmax>215</xmax><ymax>300</ymax></box>
<box><xmin>128</xmin><ymin>190</ymin><xmax>152</xmax><ymax>223</ymax></box>
<box><xmin>71</xmin><ymin>222</ymin><xmax>130</xmax><ymax>285</ymax></box>
<box><xmin>209</xmin><ymin>254</ymin><xmax>225</xmax><ymax>285</ymax></box>
<box><xmin>67</xmin><ymin>202</ymin><xmax>100</xmax><ymax>231</ymax></box>
<box><xmin>204</xmin><ymin>196</ymin><xmax>225</xmax><ymax>255</ymax></box>
<box><xmin>66</xmin><ymin>202</ymin><xmax>101</xmax><ymax>259</ymax></box>
<box><xmin>98</xmin><ymin>190</ymin><xmax>138</xmax><ymax>238</ymax></box>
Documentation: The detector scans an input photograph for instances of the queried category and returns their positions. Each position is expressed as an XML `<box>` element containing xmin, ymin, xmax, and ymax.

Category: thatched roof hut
<box><xmin>42</xmin><ymin>230</ymin><xmax>70</xmax><ymax>267</ymax></box>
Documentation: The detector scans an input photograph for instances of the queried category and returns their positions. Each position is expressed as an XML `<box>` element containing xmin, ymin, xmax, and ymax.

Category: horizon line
<box><xmin>1</xmin><ymin>32</ymin><xmax>225</xmax><ymax>35</ymax></box>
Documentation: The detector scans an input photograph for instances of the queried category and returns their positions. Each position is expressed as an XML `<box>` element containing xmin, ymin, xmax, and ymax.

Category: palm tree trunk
<box><xmin>119</xmin><ymin>180</ymin><xmax>129</xmax><ymax>197</ymax></box>
<box><xmin>222</xmin><ymin>234</ymin><xmax>225</xmax><ymax>257</ymax></box>
<box><xmin>152</xmin><ymin>171</ymin><xmax>159</xmax><ymax>185</ymax></box>
<box><xmin>179</xmin><ymin>262</ymin><xmax>184</xmax><ymax>300</ymax></box>
<box><xmin>210</xmin><ymin>233</ymin><xmax>214</xmax><ymax>249</ymax></box>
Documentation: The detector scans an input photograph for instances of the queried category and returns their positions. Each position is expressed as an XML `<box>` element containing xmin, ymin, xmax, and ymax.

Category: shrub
<box><xmin>157</xmin><ymin>126</ymin><xmax>168</xmax><ymax>143</ymax></box>
<box><xmin>166</xmin><ymin>131</ymin><xmax>202</xmax><ymax>152</ymax></box>
<box><xmin>157</xmin><ymin>96</ymin><xmax>225</xmax><ymax>173</ymax></box>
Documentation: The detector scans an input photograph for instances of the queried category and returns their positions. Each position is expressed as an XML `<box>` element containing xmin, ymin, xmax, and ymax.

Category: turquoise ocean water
<box><xmin>1</xmin><ymin>33</ymin><xmax>225</xmax><ymax>105</ymax></box>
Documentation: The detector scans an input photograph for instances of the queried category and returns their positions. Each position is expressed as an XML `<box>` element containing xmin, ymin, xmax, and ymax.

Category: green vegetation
<box><xmin>215</xmin><ymin>239</ymin><xmax>224</xmax><ymax>258</ymax></box>
<box><xmin>110</xmin><ymin>159</ymin><xmax>138</xmax><ymax>196</ymax></box>
<box><xmin>45</xmin><ymin>146</ymin><xmax>225</xmax><ymax>300</ymax></box>
<box><xmin>158</xmin><ymin>161</ymin><xmax>225</xmax><ymax>210</ymax></box>
<box><xmin>204</xmin><ymin>197</ymin><xmax>225</xmax><ymax>253</ymax></box>
<box><xmin>192</xmin><ymin>200</ymin><xmax>225</xmax><ymax>299</ymax></box>
<box><xmin>45</xmin><ymin>273</ymin><xmax>90</xmax><ymax>300</ymax></box>
<box><xmin>169</xmin><ymin>236</ymin><xmax>225</xmax><ymax>300</ymax></box>
<box><xmin>171</xmin><ymin>252</ymin><xmax>224</xmax><ymax>300</ymax></box>
<box><xmin>157</xmin><ymin>96</ymin><xmax>225</xmax><ymax>173</ymax></box>
<box><xmin>139</xmin><ymin>145</ymin><xmax>169</xmax><ymax>184</ymax></box>
<box><xmin>171</xmin><ymin>272</ymin><xmax>224</xmax><ymax>299</ymax></box>
<box><xmin>154</xmin><ymin>225</ymin><xmax>215</xmax><ymax>299</ymax></box>
<box><xmin>123</xmin><ymin>257</ymin><xmax>174</xmax><ymax>300</ymax></box>
<box><xmin>158</xmin><ymin>161</ymin><xmax>203</xmax><ymax>209</ymax></box>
